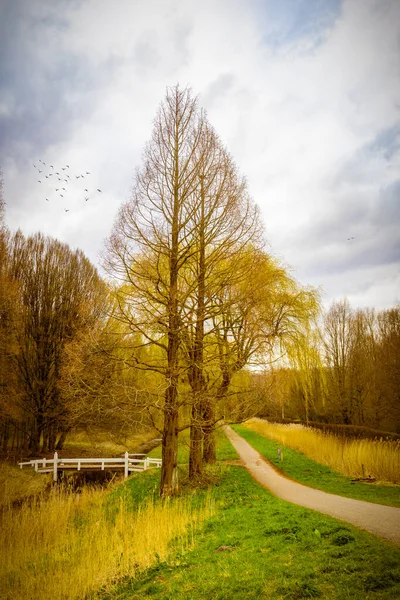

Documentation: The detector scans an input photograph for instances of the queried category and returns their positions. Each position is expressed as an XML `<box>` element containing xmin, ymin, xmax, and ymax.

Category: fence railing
<box><xmin>19</xmin><ymin>452</ymin><xmax>162</xmax><ymax>481</ymax></box>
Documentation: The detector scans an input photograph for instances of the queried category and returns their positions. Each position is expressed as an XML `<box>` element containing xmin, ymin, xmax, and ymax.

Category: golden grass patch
<box><xmin>0</xmin><ymin>483</ymin><xmax>214</xmax><ymax>600</ymax></box>
<box><xmin>244</xmin><ymin>419</ymin><xmax>400</xmax><ymax>484</ymax></box>
<box><xmin>0</xmin><ymin>463</ymin><xmax>50</xmax><ymax>508</ymax></box>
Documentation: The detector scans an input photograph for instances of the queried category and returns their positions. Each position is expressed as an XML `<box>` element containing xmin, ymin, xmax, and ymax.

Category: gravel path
<box><xmin>225</xmin><ymin>426</ymin><xmax>400</xmax><ymax>544</ymax></box>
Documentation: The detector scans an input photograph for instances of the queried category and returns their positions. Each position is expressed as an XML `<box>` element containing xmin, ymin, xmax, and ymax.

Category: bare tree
<box><xmin>181</xmin><ymin>121</ymin><xmax>263</xmax><ymax>476</ymax></box>
<box><xmin>106</xmin><ymin>85</ymin><xmax>208</xmax><ymax>495</ymax></box>
<box><xmin>323</xmin><ymin>299</ymin><xmax>354</xmax><ymax>423</ymax></box>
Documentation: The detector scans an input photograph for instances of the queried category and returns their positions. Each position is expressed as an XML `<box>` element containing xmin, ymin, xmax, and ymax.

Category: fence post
<box><xmin>53</xmin><ymin>452</ymin><xmax>58</xmax><ymax>482</ymax></box>
<box><xmin>124</xmin><ymin>451</ymin><xmax>129</xmax><ymax>478</ymax></box>
<box><xmin>34</xmin><ymin>461</ymin><xmax>38</xmax><ymax>472</ymax></box>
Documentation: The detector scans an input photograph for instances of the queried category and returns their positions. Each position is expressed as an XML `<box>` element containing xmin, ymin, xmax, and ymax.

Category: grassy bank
<box><xmin>3</xmin><ymin>427</ymin><xmax>400</xmax><ymax>599</ymax></box>
<box><xmin>61</xmin><ymin>428</ymin><xmax>158</xmax><ymax>458</ymax></box>
<box><xmin>105</xmin><ymin>464</ymin><xmax>400</xmax><ymax>600</ymax></box>
<box><xmin>0</xmin><ymin>463</ymin><xmax>50</xmax><ymax>508</ymax></box>
<box><xmin>0</xmin><ymin>468</ymin><xmax>214</xmax><ymax>600</ymax></box>
<box><xmin>242</xmin><ymin>419</ymin><xmax>400</xmax><ymax>485</ymax></box>
<box><xmin>234</xmin><ymin>424</ymin><xmax>400</xmax><ymax>507</ymax></box>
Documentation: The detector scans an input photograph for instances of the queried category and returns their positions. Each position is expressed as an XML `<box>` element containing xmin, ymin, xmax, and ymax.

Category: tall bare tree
<box><xmin>182</xmin><ymin>121</ymin><xmax>263</xmax><ymax>476</ymax></box>
<box><xmin>106</xmin><ymin>86</ymin><xmax>208</xmax><ymax>495</ymax></box>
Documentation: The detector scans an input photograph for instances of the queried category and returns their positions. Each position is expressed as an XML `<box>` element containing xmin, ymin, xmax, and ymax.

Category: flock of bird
<box><xmin>34</xmin><ymin>159</ymin><xmax>102</xmax><ymax>212</ymax></box>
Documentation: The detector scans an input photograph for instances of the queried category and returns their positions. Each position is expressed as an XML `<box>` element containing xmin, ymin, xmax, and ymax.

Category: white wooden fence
<box><xmin>19</xmin><ymin>452</ymin><xmax>162</xmax><ymax>481</ymax></box>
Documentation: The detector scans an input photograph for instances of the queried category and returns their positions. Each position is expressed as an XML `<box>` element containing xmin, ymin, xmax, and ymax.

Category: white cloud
<box><xmin>1</xmin><ymin>0</ymin><xmax>399</xmax><ymax>308</ymax></box>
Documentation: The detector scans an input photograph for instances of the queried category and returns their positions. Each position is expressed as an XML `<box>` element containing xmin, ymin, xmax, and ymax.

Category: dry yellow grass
<box><xmin>244</xmin><ymin>419</ymin><xmax>400</xmax><ymax>484</ymax></box>
<box><xmin>0</xmin><ymin>484</ymin><xmax>214</xmax><ymax>600</ymax></box>
<box><xmin>0</xmin><ymin>463</ymin><xmax>50</xmax><ymax>508</ymax></box>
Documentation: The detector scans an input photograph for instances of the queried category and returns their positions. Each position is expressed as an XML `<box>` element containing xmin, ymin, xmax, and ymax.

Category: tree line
<box><xmin>258</xmin><ymin>298</ymin><xmax>400</xmax><ymax>432</ymax></box>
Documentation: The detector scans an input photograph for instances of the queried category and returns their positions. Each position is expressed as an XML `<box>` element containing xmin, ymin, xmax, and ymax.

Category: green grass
<box><xmin>101</xmin><ymin>464</ymin><xmax>400</xmax><ymax>600</ymax></box>
<box><xmin>106</xmin><ymin>426</ymin><xmax>238</xmax><ymax>514</ymax></box>
<box><xmin>233</xmin><ymin>424</ymin><xmax>400</xmax><ymax>507</ymax></box>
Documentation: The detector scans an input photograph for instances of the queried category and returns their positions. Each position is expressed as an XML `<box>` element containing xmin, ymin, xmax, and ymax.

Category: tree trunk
<box><xmin>30</xmin><ymin>427</ymin><xmax>41</xmax><ymax>455</ymax></box>
<box><xmin>55</xmin><ymin>429</ymin><xmax>69</xmax><ymax>451</ymax></box>
<box><xmin>189</xmin><ymin>401</ymin><xmax>203</xmax><ymax>476</ymax></box>
<box><xmin>47</xmin><ymin>425</ymin><xmax>57</xmax><ymax>452</ymax></box>
<box><xmin>203</xmin><ymin>399</ymin><xmax>216</xmax><ymax>463</ymax></box>
<box><xmin>160</xmin><ymin>159</ymin><xmax>180</xmax><ymax>496</ymax></box>
<box><xmin>31</xmin><ymin>413</ymin><xmax>45</xmax><ymax>455</ymax></box>
<box><xmin>160</xmin><ymin>388</ymin><xmax>179</xmax><ymax>496</ymax></box>
<box><xmin>2</xmin><ymin>420</ymin><xmax>9</xmax><ymax>452</ymax></box>
<box><xmin>189</xmin><ymin>181</ymin><xmax>206</xmax><ymax>478</ymax></box>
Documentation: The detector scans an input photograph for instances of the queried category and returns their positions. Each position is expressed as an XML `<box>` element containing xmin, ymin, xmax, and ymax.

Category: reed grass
<box><xmin>0</xmin><ymin>482</ymin><xmax>214</xmax><ymax>600</ymax></box>
<box><xmin>244</xmin><ymin>419</ymin><xmax>400</xmax><ymax>484</ymax></box>
<box><xmin>0</xmin><ymin>463</ymin><xmax>50</xmax><ymax>508</ymax></box>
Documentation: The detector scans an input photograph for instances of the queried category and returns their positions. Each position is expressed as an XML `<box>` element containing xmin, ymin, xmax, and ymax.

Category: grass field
<box><xmin>2</xmin><ymin>426</ymin><xmax>400</xmax><ymax>599</ymax></box>
<box><xmin>104</xmin><ymin>464</ymin><xmax>400</xmax><ymax>600</ymax></box>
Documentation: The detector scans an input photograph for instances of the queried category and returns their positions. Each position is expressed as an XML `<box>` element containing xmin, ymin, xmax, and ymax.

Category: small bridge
<box><xmin>19</xmin><ymin>452</ymin><xmax>162</xmax><ymax>481</ymax></box>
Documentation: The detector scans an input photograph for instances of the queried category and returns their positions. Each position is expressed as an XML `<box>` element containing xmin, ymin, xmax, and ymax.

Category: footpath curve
<box><xmin>224</xmin><ymin>426</ymin><xmax>400</xmax><ymax>545</ymax></box>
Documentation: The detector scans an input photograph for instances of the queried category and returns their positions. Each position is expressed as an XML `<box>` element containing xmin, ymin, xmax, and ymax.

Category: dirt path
<box><xmin>225</xmin><ymin>426</ymin><xmax>400</xmax><ymax>545</ymax></box>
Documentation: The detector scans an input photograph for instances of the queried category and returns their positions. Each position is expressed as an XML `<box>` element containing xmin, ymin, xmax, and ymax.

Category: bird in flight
<box><xmin>86</xmin><ymin>171</ymin><xmax>90</xmax><ymax>175</ymax></box>
<box><xmin>84</xmin><ymin>188</ymin><xmax>88</xmax><ymax>192</ymax></box>
<box><xmin>50</xmin><ymin>165</ymin><xmax>54</xmax><ymax>169</ymax></box>
<box><xmin>45</xmin><ymin>198</ymin><xmax>49</xmax><ymax>201</ymax></box>
<box><xmin>85</xmin><ymin>197</ymin><xmax>89</xmax><ymax>201</ymax></box>
<box><xmin>97</xmin><ymin>188</ymin><xmax>102</xmax><ymax>192</ymax></box>
<box><xmin>38</xmin><ymin>180</ymin><xmax>41</xmax><ymax>183</ymax></box>
<box><xmin>347</xmin><ymin>237</ymin><xmax>355</xmax><ymax>241</ymax></box>
<box><xmin>64</xmin><ymin>209</ymin><xmax>70</xmax><ymax>212</ymax></box>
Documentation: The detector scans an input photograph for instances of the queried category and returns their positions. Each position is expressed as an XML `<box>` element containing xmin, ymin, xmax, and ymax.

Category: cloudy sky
<box><xmin>1</xmin><ymin>0</ymin><xmax>399</xmax><ymax>310</ymax></box>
